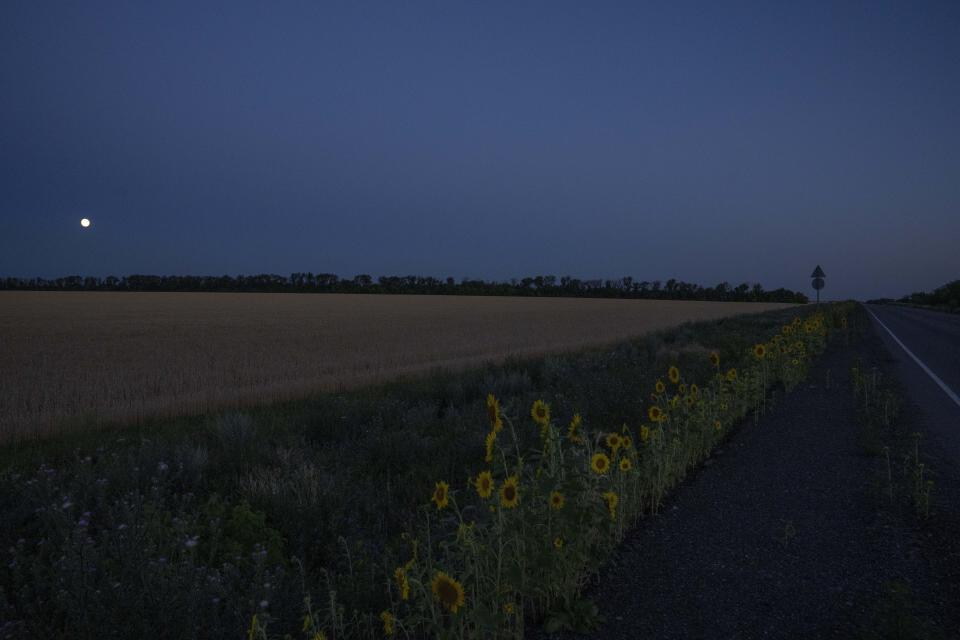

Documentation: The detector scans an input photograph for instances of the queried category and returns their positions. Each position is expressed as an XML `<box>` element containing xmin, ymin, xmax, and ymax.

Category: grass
<box><xmin>0</xmin><ymin>291</ymin><xmax>794</xmax><ymax>442</ymax></box>
<box><xmin>0</xmin><ymin>302</ymin><xmax>850</xmax><ymax>639</ymax></box>
<box><xmin>850</xmin><ymin>342</ymin><xmax>934</xmax><ymax>520</ymax></box>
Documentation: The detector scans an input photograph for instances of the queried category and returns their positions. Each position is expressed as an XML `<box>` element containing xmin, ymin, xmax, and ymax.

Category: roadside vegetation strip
<box><xmin>851</xmin><ymin>353</ymin><xmax>934</xmax><ymax>520</ymax></box>
<box><xmin>343</xmin><ymin>306</ymin><xmax>850</xmax><ymax>640</ymax></box>
<box><xmin>0</xmin><ymin>303</ymin><xmax>851</xmax><ymax>639</ymax></box>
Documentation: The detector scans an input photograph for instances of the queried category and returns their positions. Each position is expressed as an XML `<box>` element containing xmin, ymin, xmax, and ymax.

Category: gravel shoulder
<box><xmin>533</xmin><ymin>317</ymin><xmax>959</xmax><ymax>639</ymax></box>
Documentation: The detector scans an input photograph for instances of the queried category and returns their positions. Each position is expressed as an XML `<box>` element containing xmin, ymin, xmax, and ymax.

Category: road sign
<box><xmin>810</xmin><ymin>265</ymin><xmax>826</xmax><ymax>304</ymax></box>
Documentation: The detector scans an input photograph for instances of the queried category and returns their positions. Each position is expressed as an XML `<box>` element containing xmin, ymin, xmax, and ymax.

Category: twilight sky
<box><xmin>1</xmin><ymin>1</ymin><xmax>958</xmax><ymax>300</ymax></box>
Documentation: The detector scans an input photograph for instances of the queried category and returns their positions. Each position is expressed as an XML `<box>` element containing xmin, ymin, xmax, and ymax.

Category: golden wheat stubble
<box><xmin>0</xmin><ymin>292</ymin><xmax>794</xmax><ymax>439</ymax></box>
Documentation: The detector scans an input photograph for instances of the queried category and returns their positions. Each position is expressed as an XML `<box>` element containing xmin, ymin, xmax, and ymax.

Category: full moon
<box><xmin>80</xmin><ymin>218</ymin><xmax>91</xmax><ymax>228</ymax></box>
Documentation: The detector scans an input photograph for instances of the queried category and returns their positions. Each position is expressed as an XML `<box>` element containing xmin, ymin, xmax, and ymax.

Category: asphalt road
<box><xmin>865</xmin><ymin>304</ymin><xmax>960</xmax><ymax>468</ymax></box>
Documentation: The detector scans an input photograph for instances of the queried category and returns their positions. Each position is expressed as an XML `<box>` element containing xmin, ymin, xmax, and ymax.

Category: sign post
<box><xmin>811</xmin><ymin>265</ymin><xmax>826</xmax><ymax>305</ymax></box>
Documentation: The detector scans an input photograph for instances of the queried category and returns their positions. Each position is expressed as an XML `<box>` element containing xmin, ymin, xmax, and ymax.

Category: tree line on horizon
<box><xmin>869</xmin><ymin>279</ymin><xmax>960</xmax><ymax>312</ymax></box>
<box><xmin>0</xmin><ymin>273</ymin><xmax>809</xmax><ymax>303</ymax></box>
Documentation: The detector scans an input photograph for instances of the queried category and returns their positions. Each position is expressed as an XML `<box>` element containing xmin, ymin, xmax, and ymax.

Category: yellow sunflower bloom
<box><xmin>619</xmin><ymin>457</ymin><xmax>632</xmax><ymax>472</ymax></box>
<box><xmin>394</xmin><ymin>567</ymin><xmax>410</xmax><ymax>601</ymax></box>
<box><xmin>380</xmin><ymin>610</ymin><xmax>396</xmax><ymax>636</ymax></box>
<box><xmin>567</xmin><ymin>413</ymin><xmax>584</xmax><ymax>443</ymax></box>
<box><xmin>431</xmin><ymin>481</ymin><xmax>450</xmax><ymax>510</ymax></box>
<box><xmin>500</xmin><ymin>475</ymin><xmax>520</xmax><ymax>508</ymax></box>
<box><xmin>486</xmin><ymin>393</ymin><xmax>503</xmax><ymax>433</ymax></box>
<box><xmin>531</xmin><ymin>399</ymin><xmax>550</xmax><ymax>427</ymax></box>
<box><xmin>553</xmin><ymin>536</ymin><xmax>564</xmax><ymax>549</ymax></box>
<box><xmin>484</xmin><ymin>430</ymin><xmax>496</xmax><ymax>463</ymax></box>
<box><xmin>431</xmin><ymin>571</ymin><xmax>466</xmax><ymax>614</ymax></box>
<box><xmin>549</xmin><ymin>490</ymin><xmax>565</xmax><ymax>510</ymax></box>
<box><xmin>714</xmin><ymin>420</ymin><xmax>722</xmax><ymax>432</ymax></box>
<box><xmin>648</xmin><ymin>405</ymin><xmax>663</xmax><ymax>423</ymax></box>
<box><xmin>709</xmin><ymin>351</ymin><xmax>720</xmax><ymax>368</ymax></box>
<box><xmin>503</xmin><ymin>603</ymin><xmax>515</xmax><ymax>615</ymax></box>
<box><xmin>678</xmin><ymin>383</ymin><xmax>687</xmax><ymax>395</ymax></box>
<box><xmin>591</xmin><ymin>452</ymin><xmax>611</xmax><ymax>475</ymax></box>
<box><xmin>622</xmin><ymin>434</ymin><xmax>633</xmax><ymax>450</ymax></box>
<box><xmin>668</xmin><ymin>366</ymin><xmax>680</xmax><ymax>385</ymax></box>
<box><xmin>655</xmin><ymin>379</ymin><xmax>666</xmax><ymax>394</ymax></box>
<box><xmin>474</xmin><ymin>470</ymin><xmax>494</xmax><ymax>499</ymax></box>
<box><xmin>602</xmin><ymin>491</ymin><xmax>619</xmax><ymax>520</ymax></box>
<box><xmin>605</xmin><ymin>432</ymin><xmax>623</xmax><ymax>454</ymax></box>
<box><xmin>753</xmin><ymin>344</ymin><xmax>766</xmax><ymax>360</ymax></box>
<box><xmin>726</xmin><ymin>368</ymin><xmax>738</xmax><ymax>382</ymax></box>
<box><xmin>640</xmin><ymin>425</ymin><xmax>651</xmax><ymax>443</ymax></box>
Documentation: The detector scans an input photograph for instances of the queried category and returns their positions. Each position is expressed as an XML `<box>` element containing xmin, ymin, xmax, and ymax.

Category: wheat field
<box><xmin>0</xmin><ymin>292</ymin><xmax>794</xmax><ymax>440</ymax></box>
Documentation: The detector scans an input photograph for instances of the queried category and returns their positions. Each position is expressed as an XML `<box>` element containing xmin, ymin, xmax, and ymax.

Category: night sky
<box><xmin>2</xmin><ymin>2</ymin><xmax>958</xmax><ymax>300</ymax></box>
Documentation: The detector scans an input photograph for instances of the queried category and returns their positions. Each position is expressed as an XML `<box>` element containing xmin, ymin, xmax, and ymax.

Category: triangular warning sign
<box><xmin>810</xmin><ymin>265</ymin><xmax>826</xmax><ymax>278</ymax></box>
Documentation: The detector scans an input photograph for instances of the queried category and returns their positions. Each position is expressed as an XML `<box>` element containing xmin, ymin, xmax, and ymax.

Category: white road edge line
<box><xmin>865</xmin><ymin>305</ymin><xmax>960</xmax><ymax>410</ymax></box>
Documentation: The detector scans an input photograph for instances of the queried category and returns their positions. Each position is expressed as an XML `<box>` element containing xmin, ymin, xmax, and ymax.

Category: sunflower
<box><xmin>394</xmin><ymin>567</ymin><xmax>410</xmax><ymax>601</ymax></box>
<box><xmin>503</xmin><ymin>603</ymin><xmax>515</xmax><ymax>615</ymax></box>
<box><xmin>753</xmin><ymin>344</ymin><xmax>766</xmax><ymax>360</ymax></box>
<box><xmin>567</xmin><ymin>413</ymin><xmax>584</xmax><ymax>444</ymax></box>
<box><xmin>709</xmin><ymin>351</ymin><xmax>720</xmax><ymax>368</ymax></box>
<box><xmin>792</xmin><ymin>358</ymin><xmax>799</xmax><ymax>366</ymax></box>
<box><xmin>431</xmin><ymin>571</ymin><xmax>466</xmax><ymax>614</ymax></box>
<box><xmin>602</xmin><ymin>491</ymin><xmax>619</xmax><ymax>520</ymax></box>
<box><xmin>486</xmin><ymin>393</ymin><xmax>503</xmax><ymax>433</ymax></box>
<box><xmin>690</xmin><ymin>383</ymin><xmax>699</xmax><ymax>397</ymax></box>
<box><xmin>714</xmin><ymin>420</ymin><xmax>722</xmax><ymax>432</ymax></box>
<box><xmin>685</xmin><ymin>395</ymin><xmax>695</xmax><ymax>407</ymax></box>
<box><xmin>655</xmin><ymin>379</ymin><xmax>666</xmax><ymax>394</ymax></box>
<box><xmin>726</xmin><ymin>368</ymin><xmax>738</xmax><ymax>382</ymax></box>
<box><xmin>380</xmin><ymin>610</ymin><xmax>396</xmax><ymax>636</ymax></box>
<box><xmin>549</xmin><ymin>490</ymin><xmax>565</xmax><ymax>510</ymax></box>
<box><xmin>668</xmin><ymin>366</ymin><xmax>681</xmax><ymax>385</ymax></box>
<box><xmin>531</xmin><ymin>399</ymin><xmax>550</xmax><ymax>427</ymax></box>
<box><xmin>647</xmin><ymin>405</ymin><xmax>663</xmax><ymax>423</ymax></box>
<box><xmin>605</xmin><ymin>432</ymin><xmax>623</xmax><ymax>454</ymax></box>
<box><xmin>590</xmin><ymin>452</ymin><xmax>611</xmax><ymax>475</ymax></box>
<box><xmin>621</xmin><ymin>434</ymin><xmax>633</xmax><ymax>450</ymax></box>
<box><xmin>639</xmin><ymin>424</ymin><xmax>651</xmax><ymax>443</ymax></box>
<box><xmin>553</xmin><ymin>536</ymin><xmax>564</xmax><ymax>549</ymax></box>
<box><xmin>678</xmin><ymin>383</ymin><xmax>687</xmax><ymax>395</ymax></box>
<box><xmin>500</xmin><ymin>475</ymin><xmax>520</xmax><ymax>508</ymax></box>
<box><xmin>474</xmin><ymin>470</ymin><xmax>494</xmax><ymax>499</ymax></box>
<box><xmin>403</xmin><ymin>538</ymin><xmax>418</xmax><ymax>571</ymax></box>
<box><xmin>619</xmin><ymin>457</ymin><xmax>632</xmax><ymax>472</ymax></box>
<box><xmin>484</xmin><ymin>430</ymin><xmax>496</xmax><ymax>463</ymax></box>
<box><xmin>781</xmin><ymin>325</ymin><xmax>791</xmax><ymax>335</ymax></box>
<box><xmin>431</xmin><ymin>481</ymin><xmax>450</xmax><ymax>510</ymax></box>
